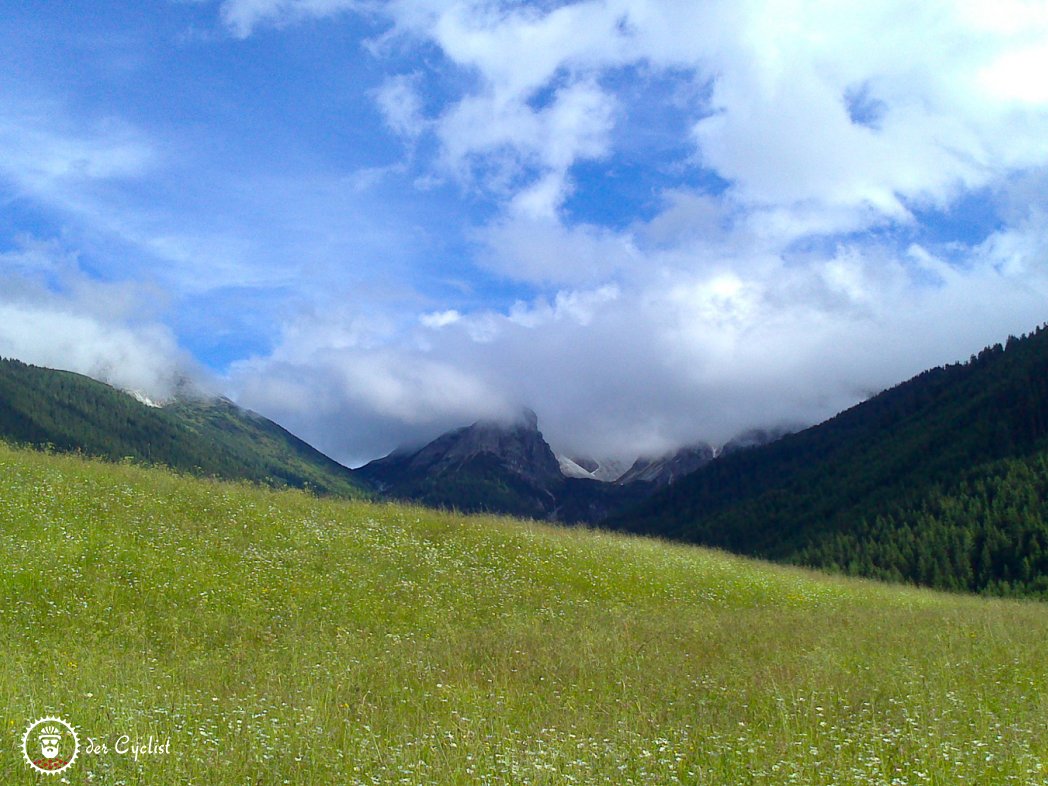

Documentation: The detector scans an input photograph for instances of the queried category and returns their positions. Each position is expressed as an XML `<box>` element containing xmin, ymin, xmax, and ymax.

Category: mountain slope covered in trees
<box><xmin>0</xmin><ymin>358</ymin><xmax>367</xmax><ymax>498</ymax></box>
<box><xmin>608</xmin><ymin>325</ymin><xmax>1048</xmax><ymax>598</ymax></box>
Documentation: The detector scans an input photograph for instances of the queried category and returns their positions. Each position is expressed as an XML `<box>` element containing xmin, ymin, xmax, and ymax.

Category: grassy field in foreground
<box><xmin>1</xmin><ymin>443</ymin><xmax>1046</xmax><ymax>785</ymax></box>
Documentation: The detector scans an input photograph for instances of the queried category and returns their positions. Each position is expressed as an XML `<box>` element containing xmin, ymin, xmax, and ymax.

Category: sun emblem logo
<box><xmin>22</xmin><ymin>716</ymin><xmax>79</xmax><ymax>775</ymax></box>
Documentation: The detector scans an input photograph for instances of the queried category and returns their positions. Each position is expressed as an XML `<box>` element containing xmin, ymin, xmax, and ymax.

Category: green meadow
<box><xmin>1</xmin><ymin>442</ymin><xmax>1045</xmax><ymax>784</ymax></box>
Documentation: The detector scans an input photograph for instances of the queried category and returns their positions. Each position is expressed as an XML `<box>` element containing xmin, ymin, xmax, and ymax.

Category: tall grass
<box><xmin>1</xmin><ymin>443</ymin><xmax>1045</xmax><ymax>784</ymax></box>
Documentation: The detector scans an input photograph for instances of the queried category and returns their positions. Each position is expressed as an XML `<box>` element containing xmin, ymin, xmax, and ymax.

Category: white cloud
<box><xmin>232</xmin><ymin>210</ymin><xmax>1048</xmax><ymax>465</ymax></box>
<box><xmin>374</xmin><ymin>73</ymin><xmax>428</xmax><ymax>139</ymax></box>
<box><xmin>220</xmin><ymin>0</ymin><xmax>364</xmax><ymax>38</ymax></box>
<box><xmin>0</xmin><ymin>303</ymin><xmax>188</xmax><ymax>399</ymax></box>
<box><xmin>230</xmin><ymin>311</ymin><xmax>516</xmax><ymax>463</ymax></box>
<box><xmin>476</xmin><ymin>213</ymin><xmax>638</xmax><ymax>284</ymax></box>
<box><xmin>684</xmin><ymin>1</ymin><xmax>1048</xmax><ymax>223</ymax></box>
<box><xmin>223</xmin><ymin>1</ymin><xmax>1048</xmax><ymax>221</ymax></box>
<box><xmin>434</xmin><ymin>78</ymin><xmax>617</xmax><ymax>216</ymax></box>
<box><xmin>420</xmin><ymin>309</ymin><xmax>462</xmax><ymax>328</ymax></box>
<box><xmin>218</xmin><ymin>0</ymin><xmax>1048</xmax><ymax>243</ymax></box>
<box><xmin>979</xmin><ymin>45</ymin><xmax>1048</xmax><ymax>104</ymax></box>
<box><xmin>0</xmin><ymin>240</ymin><xmax>199</xmax><ymax>400</ymax></box>
<box><xmin>213</xmin><ymin>0</ymin><xmax>1048</xmax><ymax>465</ymax></box>
<box><xmin>359</xmin><ymin>0</ymin><xmax>1048</xmax><ymax>282</ymax></box>
<box><xmin>421</xmin><ymin>0</ymin><xmax>627</xmax><ymax>96</ymax></box>
<box><xmin>0</xmin><ymin>106</ymin><xmax>155</xmax><ymax>201</ymax></box>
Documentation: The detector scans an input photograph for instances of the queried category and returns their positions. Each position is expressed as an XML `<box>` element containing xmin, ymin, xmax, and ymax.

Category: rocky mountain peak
<box><xmin>618</xmin><ymin>443</ymin><xmax>716</xmax><ymax>488</ymax></box>
<box><xmin>358</xmin><ymin>407</ymin><xmax>563</xmax><ymax>493</ymax></box>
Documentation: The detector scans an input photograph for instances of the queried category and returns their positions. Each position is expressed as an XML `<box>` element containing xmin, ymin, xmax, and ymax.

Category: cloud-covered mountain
<box><xmin>0</xmin><ymin>358</ymin><xmax>367</xmax><ymax>499</ymax></box>
<box><xmin>557</xmin><ymin>455</ymin><xmax>631</xmax><ymax>483</ymax></box>
<box><xmin>355</xmin><ymin>409</ymin><xmax>564</xmax><ymax>519</ymax></box>
<box><xmin>353</xmin><ymin>407</ymin><xmax>797</xmax><ymax>522</ymax></box>
<box><xmin>617</xmin><ymin>444</ymin><xmax>717</xmax><ymax>487</ymax></box>
<box><xmin>354</xmin><ymin>410</ymin><xmax>666</xmax><ymax>522</ymax></box>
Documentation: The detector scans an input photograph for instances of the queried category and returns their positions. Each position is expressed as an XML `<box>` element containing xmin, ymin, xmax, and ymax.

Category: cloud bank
<box><xmin>0</xmin><ymin>239</ymin><xmax>198</xmax><ymax>401</ymax></box>
<box><xmin>231</xmin><ymin>207</ymin><xmax>1048</xmax><ymax>465</ymax></box>
<box><xmin>222</xmin><ymin>0</ymin><xmax>1048</xmax><ymax>464</ymax></box>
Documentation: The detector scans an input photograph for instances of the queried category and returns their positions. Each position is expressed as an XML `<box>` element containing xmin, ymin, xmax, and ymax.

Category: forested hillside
<box><xmin>0</xmin><ymin>358</ymin><xmax>366</xmax><ymax>498</ymax></box>
<box><xmin>609</xmin><ymin>325</ymin><xmax>1048</xmax><ymax>597</ymax></box>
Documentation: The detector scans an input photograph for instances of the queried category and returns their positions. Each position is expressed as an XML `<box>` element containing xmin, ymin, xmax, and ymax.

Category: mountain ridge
<box><xmin>0</xmin><ymin>357</ymin><xmax>368</xmax><ymax>499</ymax></box>
<box><xmin>605</xmin><ymin>325</ymin><xmax>1048</xmax><ymax>597</ymax></box>
<box><xmin>618</xmin><ymin>444</ymin><xmax>716</xmax><ymax>487</ymax></box>
<box><xmin>356</xmin><ymin>409</ymin><xmax>663</xmax><ymax>522</ymax></box>
<box><xmin>354</xmin><ymin>409</ymin><xmax>792</xmax><ymax>522</ymax></box>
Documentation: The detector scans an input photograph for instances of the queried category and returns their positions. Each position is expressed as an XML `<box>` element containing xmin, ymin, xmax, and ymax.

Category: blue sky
<box><xmin>2</xmin><ymin>0</ymin><xmax>1048</xmax><ymax>465</ymax></box>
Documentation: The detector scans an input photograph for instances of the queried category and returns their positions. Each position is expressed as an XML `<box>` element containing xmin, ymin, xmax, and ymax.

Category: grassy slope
<box><xmin>1</xmin><ymin>444</ymin><xmax>1045</xmax><ymax>785</ymax></box>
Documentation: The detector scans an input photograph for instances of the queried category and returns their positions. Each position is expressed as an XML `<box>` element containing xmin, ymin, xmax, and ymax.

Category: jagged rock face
<box><xmin>618</xmin><ymin>444</ymin><xmax>716</xmax><ymax>487</ymax></box>
<box><xmin>557</xmin><ymin>455</ymin><xmax>630</xmax><ymax>482</ymax></box>
<box><xmin>558</xmin><ymin>455</ymin><xmax>598</xmax><ymax>479</ymax></box>
<box><xmin>394</xmin><ymin>409</ymin><xmax>563</xmax><ymax>488</ymax></box>
<box><xmin>354</xmin><ymin>412</ymin><xmax>751</xmax><ymax>522</ymax></box>
<box><xmin>356</xmin><ymin>410</ymin><xmax>667</xmax><ymax>523</ymax></box>
<box><xmin>571</xmin><ymin>456</ymin><xmax>600</xmax><ymax>473</ymax></box>
<box><xmin>354</xmin><ymin>409</ymin><xmax>567</xmax><ymax>518</ymax></box>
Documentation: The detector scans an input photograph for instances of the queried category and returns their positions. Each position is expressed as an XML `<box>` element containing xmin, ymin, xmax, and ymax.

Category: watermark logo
<box><xmin>22</xmin><ymin>716</ymin><xmax>79</xmax><ymax>775</ymax></box>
